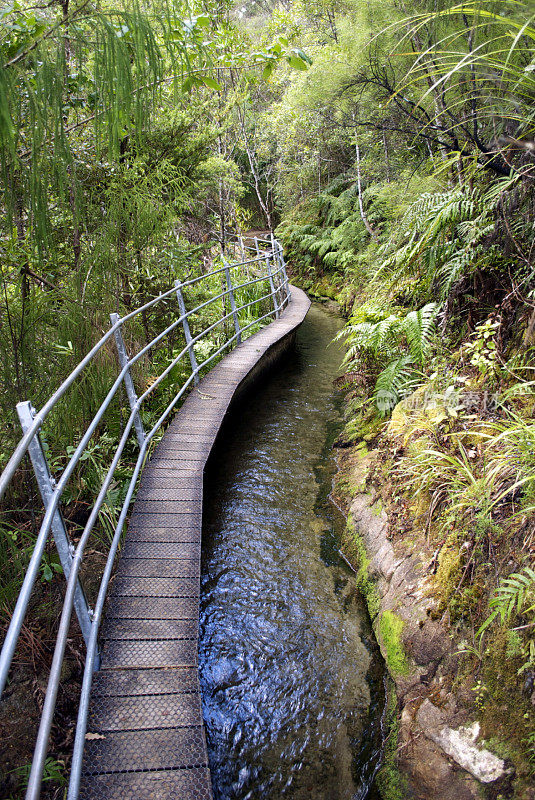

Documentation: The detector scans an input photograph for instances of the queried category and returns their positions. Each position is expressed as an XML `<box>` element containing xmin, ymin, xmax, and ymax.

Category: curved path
<box><xmin>80</xmin><ymin>286</ymin><xmax>310</xmax><ymax>800</ymax></box>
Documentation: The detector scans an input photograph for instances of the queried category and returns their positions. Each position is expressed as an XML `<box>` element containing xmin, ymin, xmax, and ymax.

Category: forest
<box><xmin>0</xmin><ymin>0</ymin><xmax>534</xmax><ymax>798</ymax></box>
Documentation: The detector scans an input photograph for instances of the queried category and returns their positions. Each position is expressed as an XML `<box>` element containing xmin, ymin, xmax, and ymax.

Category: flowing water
<box><xmin>200</xmin><ymin>304</ymin><xmax>386</xmax><ymax>800</ymax></box>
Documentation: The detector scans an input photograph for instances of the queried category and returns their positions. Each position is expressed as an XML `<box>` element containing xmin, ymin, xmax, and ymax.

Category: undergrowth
<box><xmin>280</xmin><ymin>138</ymin><xmax>535</xmax><ymax>796</ymax></box>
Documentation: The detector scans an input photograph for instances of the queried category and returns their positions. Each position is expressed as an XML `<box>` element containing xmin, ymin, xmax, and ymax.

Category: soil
<box><xmin>0</xmin><ymin>549</ymin><xmax>107</xmax><ymax>799</ymax></box>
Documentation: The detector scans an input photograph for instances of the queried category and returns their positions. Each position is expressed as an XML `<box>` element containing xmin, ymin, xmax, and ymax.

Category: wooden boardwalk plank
<box><xmin>101</xmin><ymin>617</ymin><xmax>198</xmax><ymax>640</ymax></box>
<box><xmin>116</xmin><ymin>558</ymin><xmax>200</xmax><ymax>578</ymax></box>
<box><xmin>91</xmin><ymin>667</ymin><xmax>200</xmax><ymax>696</ymax></box>
<box><xmin>81</xmin><ymin>287</ymin><xmax>310</xmax><ymax>800</ymax></box>
<box><xmin>79</xmin><ymin>768</ymin><xmax>213</xmax><ymax>800</ymax></box>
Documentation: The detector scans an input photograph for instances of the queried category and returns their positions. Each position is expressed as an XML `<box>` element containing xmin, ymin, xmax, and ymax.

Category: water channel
<box><xmin>200</xmin><ymin>304</ymin><xmax>386</xmax><ymax>800</ymax></box>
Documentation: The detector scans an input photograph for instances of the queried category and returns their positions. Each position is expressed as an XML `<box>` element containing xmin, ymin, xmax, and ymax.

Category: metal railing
<box><xmin>0</xmin><ymin>237</ymin><xmax>290</xmax><ymax>800</ymax></box>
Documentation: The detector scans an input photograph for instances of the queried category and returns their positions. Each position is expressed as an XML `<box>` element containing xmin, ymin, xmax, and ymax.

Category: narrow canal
<box><xmin>200</xmin><ymin>304</ymin><xmax>386</xmax><ymax>800</ymax></box>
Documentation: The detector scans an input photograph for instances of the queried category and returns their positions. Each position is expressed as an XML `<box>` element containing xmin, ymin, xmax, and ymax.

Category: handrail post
<box><xmin>110</xmin><ymin>313</ymin><xmax>145</xmax><ymax>449</ymax></box>
<box><xmin>265</xmin><ymin>255</ymin><xmax>280</xmax><ymax>319</ymax></box>
<box><xmin>270</xmin><ymin>234</ymin><xmax>284</xmax><ymax>306</ymax></box>
<box><xmin>16</xmin><ymin>401</ymin><xmax>94</xmax><ymax>651</ymax></box>
<box><xmin>277</xmin><ymin>241</ymin><xmax>291</xmax><ymax>304</ymax></box>
<box><xmin>222</xmin><ymin>258</ymin><xmax>242</xmax><ymax>344</ymax></box>
<box><xmin>254</xmin><ymin>236</ymin><xmax>260</xmax><ymax>257</ymax></box>
<box><xmin>175</xmin><ymin>281</ymin><xmax>200</xmax><ymax>385</ymax></box>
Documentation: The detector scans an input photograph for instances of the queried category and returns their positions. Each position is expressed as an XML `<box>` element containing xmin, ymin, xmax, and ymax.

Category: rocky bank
<box><xmin>333</xmin><ymin>445</ymin><xmax>519</xmax><ymax>800</ymax></box>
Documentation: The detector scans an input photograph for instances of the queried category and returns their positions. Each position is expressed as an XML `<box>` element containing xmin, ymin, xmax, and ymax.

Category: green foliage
<box><xmin>374</xmin><ymin>176</ymin><xmax>526</xmax><ymax>306</ymax></box>
<box><xmin>378</xmin><ymin>611</ymin><xmax>410</xmax><ymax>676</ymax></box>
<box><xmin>11</xmin><ymin>755</ymin><xmax>66</xmax><ymax>791</ymax></box>
<box><xmin>340</xmin><ymin>302</ymin><xmax>438</xmax><ymax>414</ymax></box>
<box><xmin>387</xmin><ymin>1</ymin><xmax>535</xmax><ymax>171</ymax></box>
<box><xmin>478</xmin><ymin>566</ymin><xmax>535</xmax><ymax>650</ymax></box>
<box><xmin>463</xmin><ymin>318</ymin><xmax>501</xmax><ymax>377</ymax></box>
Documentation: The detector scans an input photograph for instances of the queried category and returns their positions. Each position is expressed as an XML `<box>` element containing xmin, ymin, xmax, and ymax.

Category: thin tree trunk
<box><xmin>353</xmin><ymin>118</ymin><xmax>378</xmax><ymax>241</ymax></box>
<box><xmin>233</xmin><ymin>94</ymin><xmax>273</xmax><ymax>230</ymax></box>
<box><xmin>216</xmin><ymin>67</ymin><xmax>228</xmax><ymax>253</ymax></box>
<box><xmin>62</xmin><ymin>0</ymin><xmax>83</xmax><ymax>286</ymax></box>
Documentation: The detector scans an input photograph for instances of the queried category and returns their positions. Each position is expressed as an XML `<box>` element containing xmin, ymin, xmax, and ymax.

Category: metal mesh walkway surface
<box><xmin>79</xmin><ymin>286</ymin><xmax>311</xmax><ymax>800</ymax></box>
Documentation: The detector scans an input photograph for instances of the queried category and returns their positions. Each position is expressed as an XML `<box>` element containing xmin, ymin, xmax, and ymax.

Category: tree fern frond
<box><xmin>373</xmin><ymin>355</ymin><xmax>417</xmax><ymax>415</ymax></box>
<box><xmin>478</xmin><ymin>566</ymin><xmax>535</xmax><ymax>635</ymax></box>
<box><xmin>402</xmin><ymin>302</ymin><xmax>439</xmax><ymax>363</ymax></box>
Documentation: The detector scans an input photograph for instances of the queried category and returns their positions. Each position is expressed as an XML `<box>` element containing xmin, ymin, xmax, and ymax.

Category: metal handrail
<box><xmin>0</xmin><ymin>240</ymin><xmax>291</xmax><ymax>800</ymax></box>
<box><xmin>0</xmin><ymin>252</ymin><xmax>270</xmax><ymax>502</ymax></box>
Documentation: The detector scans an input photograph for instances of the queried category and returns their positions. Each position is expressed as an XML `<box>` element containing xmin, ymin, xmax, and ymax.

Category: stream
<box><xmin>200</xmin><ymin>304</ymin><xmax>386</xmax><ymax>800</ymax></box>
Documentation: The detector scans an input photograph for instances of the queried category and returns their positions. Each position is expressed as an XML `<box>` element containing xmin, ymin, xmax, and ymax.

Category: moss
<box><xmin>334</xmin><ymin>446</ymin><xmax>370</xmax><ymax>499</ymax></box>
<box><xmin>434</xmin><ymin>534</ymin><xmax>462</xmax><ymax>613</ymax></box>
<box><xmin>335</xmin><ymin>475</ymin><xmax>359</xmax><ymax>501</ymax></box>
<box><xmin>387</xmin><ymin>386</ymin><xmax>450</xmax><ymax>445</ymax></box>
<box><xmin>371</xmin><ymin>498</ymin><xmax>383</xmax><ymax>516</ymax></box>
<box><xmin>305</xmin><ymin>276</ymin><xmax>340</xmax><ymax>300</ymax></box>
<box><xmin>378</xmin><ymin>611</ymin><xmax>410</xmax><ymax>676</ymax></box>
<box><xmin>375</xmin><ymin>679</ymin><xmax>407</xmax><ymax>800</ymax></box>
<box><xmin>477</xmin><ymin>628</ymin><xmax>535</xmax><ymax>795</ymax></box>
<box><xmin>341</xmin><ymin>518</ymin><xmax>381</xmax><ymax>620</ymax></box>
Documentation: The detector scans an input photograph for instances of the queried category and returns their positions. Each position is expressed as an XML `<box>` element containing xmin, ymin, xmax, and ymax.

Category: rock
<box><xmin>400</xmin><ymin>705</ymin><xmax>480</xmax><ymax>800</ymax></box>
<box><xmin>404</xmin><ymin>619</ymin><xmax>451</xmax><ymax>666</ymax></box>
<box><xmin>340</xmin><ymin>447</ymin><xmax>509</xmax><ymax>800</ymax></box>
<box><xmin>349</xmin><ymin>494</ymin><xmax>401</xmax><ymax>584</ymax></box>
<box><xmin>323</xmin><ymin>299</ymin><xmax>342</xmax><ymax>313</ymax></box>
<box><xmin>416</xmin><ymin>700</ymin><xmax>506</xmax><ymax>783</ymax></box>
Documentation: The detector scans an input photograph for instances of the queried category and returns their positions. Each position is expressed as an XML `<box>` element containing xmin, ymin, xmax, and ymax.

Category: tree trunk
<box><xmin>233</xmin><ymin>88</ymin><xmax>273</xmax><ymax>231</ymax></box>
<box><xmin>353</xmin><ymin>118</ymin><xmax>378</xmax><ymax>241</ymax></box>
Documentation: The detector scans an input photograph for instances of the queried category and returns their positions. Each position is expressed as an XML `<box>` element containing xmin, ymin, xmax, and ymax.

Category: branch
<box><xmin>4</xmin><ymin>0</ymin><xmax>91</xmax><ymax>68</ymax></box>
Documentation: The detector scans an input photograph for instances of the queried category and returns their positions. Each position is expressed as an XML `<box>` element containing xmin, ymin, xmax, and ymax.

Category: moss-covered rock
<box><xmin>378</xmin><ymin>611</ymin><xmax>410</xmax><ymax>676</ymax></box>
<box><xmin>375</xmin><ymin>680</ymin><xmax>407</xmax><ymax>800</ymax></box>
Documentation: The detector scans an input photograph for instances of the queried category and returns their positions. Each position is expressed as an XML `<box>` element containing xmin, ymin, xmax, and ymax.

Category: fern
<box><xmin>339</xmin><ymin>314</ymin><xmax>401</xmax><ymax>367</ymax></box>
<box><xmin>373</xmin><ymin>355</ymin><xmax>418</xmax><ymax>415</ymax></box>
<box><xmin>402</xmin><ymin>303</ymin><xmax>438</xmax><ymax>362</ymax></box>
<box><xmin>478</xmin><ymin>566</ymin><xmax>535</xmax><ymax>638</ymax></box>
<box><xmin>373</xmin><ymin>181</ymin><xmax>518</xmax><ymax>304</ymax></box>
<box><xmin>340</xmin><ymin>301</ymin><xmax>438</xmax><ymax>414</ymax></box>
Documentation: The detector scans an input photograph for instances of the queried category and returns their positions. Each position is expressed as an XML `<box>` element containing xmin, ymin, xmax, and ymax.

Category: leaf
<box><xmin>476</xmin><ymin>608</ymin><xmax>500</xmax><ymax>639</ymax></box>
<box><xmin>85</xmin><ymin>732</ymin><xmax>106</xmax><ymax>740</ymax></box>
<box><xmin>199</xmin><ymin>76</ymin><xmax>222</xmax><ymax>91</ymax></box>
<box><xmin>294</xmin><ymin>48</ymin><xmax>312</xmax><ymax>65</ymax></box>
<box><xmin>288</xmin><ymin>55</ymin><xmax>308</xmax><ymax>71</ymax></box>
<box><xmin>181</xmin><ymin>75</ymin><xmax>194</xmax><ymax>93</ymax></box>
<box><xmin>262</xmin><ymin>62</ymin><xmax>275</xmax><ymax>81</ymax></box>
<box><xmin>181</xmin><ymin>75</ymin><xmax>203</xmax><ymax>93</ymax></box>
<box><xmin>403</xmin><ymin>303</ymin><xmax>438</xmax><ymax>363</ymax></box>
<box><xmin>374</xmin><ymin>355</ymin><xmax>416</xmax><ymax>415</ymax></box>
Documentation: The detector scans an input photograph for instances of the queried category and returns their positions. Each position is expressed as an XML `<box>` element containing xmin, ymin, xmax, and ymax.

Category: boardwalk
<box><xmin>79</xmin><ymin>286</ymin><xmax>311</xmax><ymax>799</ymax></box>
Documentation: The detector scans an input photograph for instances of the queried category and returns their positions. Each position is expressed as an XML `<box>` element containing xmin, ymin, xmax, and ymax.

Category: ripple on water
<box><xmin>200</xmin><ymin>305</ymin><xmax>385</xmax><ymax>800</ymax></box>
